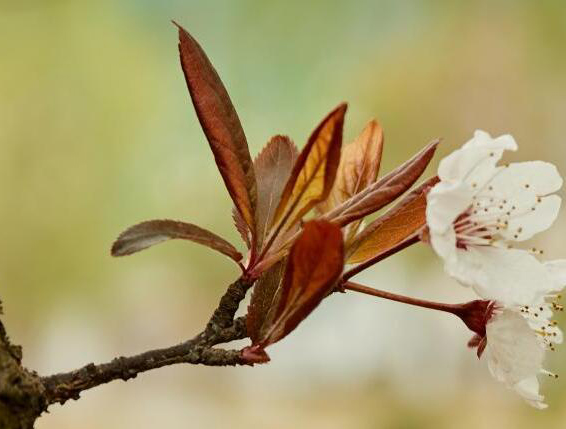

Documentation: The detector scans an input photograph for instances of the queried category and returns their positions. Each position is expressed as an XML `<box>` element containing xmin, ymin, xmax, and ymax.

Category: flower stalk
<box><xmin>343</xmin><ymin>281</ymin><xmax>492</xmax><ymax>337</ymax></box>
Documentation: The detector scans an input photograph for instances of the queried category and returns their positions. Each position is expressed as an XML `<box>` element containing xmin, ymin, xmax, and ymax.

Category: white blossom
<box><xmin>426</xmin><ymin>130</ymin><xmax>563</xmax><ymax>305</ymax></box>
<box><xmin>483</xmin><ymin>276</ymin><xmax>564</xmax><ymax>409</ymax></box>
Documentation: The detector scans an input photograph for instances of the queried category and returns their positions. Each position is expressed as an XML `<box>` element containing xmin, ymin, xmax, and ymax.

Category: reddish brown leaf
<box><xmin>232</xmin><ymin>136</ymin><xmax>298</xmax><ymax>249</ymax></box>
<box><xmin>246</xmin><ymin>259</ymin><xmax>286</xmax><ymax>344</ymax></box>
<box><xmin>111</xmin><ymin>219</ymin><xmax>242</xmax><ymax>263</ymax></box>
<box><xmin>248</xmin><ymin>234</ymin><xmax>293</xmax><ymax>278</ymax></box>
<box><xmin>319</xmin><ymin>120</ymin><xmax>383</xmax><ymax>213</ymax></box>
<box><xmin>326</xmin><ymin>140</ymin><xmax>439</xmax><ymax>227</ymax></box>
<box><xmin>176</xmin><ymin>22</ymin><xmax>257</xmax><ymax>241</ymax></box>
<box><xmin>256</xmin><ymin>220</ymin><xmax>344</xmax><ymax>348</ymax></box>
<box><xmin>347</xmin><ymin>176</ymin><xmax>439</xmax><ymax>263</ymax></box>
<box><xmin>269</xmin><ymin>104</ymin><xmax>347</xmax><ymax>236</ymax></box>
<box><xmin>254</xmin><ymin>136</ymin><xmax>299</xmax><ymax>246</ymax></box>
<box><xmin>232</xmin><ymin>207</ymin><xmax>251</xmax><ymax>249</ymax></box>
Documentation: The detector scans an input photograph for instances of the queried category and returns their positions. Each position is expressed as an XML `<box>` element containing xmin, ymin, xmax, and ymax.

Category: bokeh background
<box><xmin>2</xmin><ymin>1</ymin><xmax>566</xmax><ymax>428</ymax></box>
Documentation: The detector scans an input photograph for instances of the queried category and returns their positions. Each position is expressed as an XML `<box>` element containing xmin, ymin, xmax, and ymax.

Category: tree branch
<box><xmin>41</xmin><ymin>325</ymin><xmax>246</xmax><ymax>406</ymax></box>
<box><xmin>0</xmin><ymin>299</ymin><xmax>48</xmax><ymax>428</ymax></box>
<box><xmin>40</xmin><ymin>277</ymin><xmax>254</xmax><ymax>406</ymax></box>
<box><xmin>205</xmin><ymin>277</ymin><xmax>253</xmax><ymax>334</ymax></box>
<box><xmin>0</xmin><ymin>275</ymin><xmax>254</xmax><ymax>429</ymax></box>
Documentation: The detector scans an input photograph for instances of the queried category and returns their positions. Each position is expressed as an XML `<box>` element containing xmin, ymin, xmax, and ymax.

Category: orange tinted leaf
<box><xmin>319</xmin><ymin>120</ymin><xmax>383</xmax><ymax>213</ymax></box>
<box><xmin>176</xmin><ymin>23</ymin><xmax>257</xmax><ymax>240</ymax></box>
<box><xmin>326</xmin><ymin>140</ymin><xmax>439</xmax><ymax>227</ymax></box>
<box><xmin>111</xmin><ymin>219</ymin><xmax>243</xmax><ymax>263</ymax></box>
<box><xmin>270</xmin><ymin>104</ymin><xmax>347</xmax><ymax>235</ymax></box>
<box><xmin>347</xmin><ymin>177</ymin><xmax>439</xmax><ymax>263</ymax></box>
<box><xmin>257</xmin><ymin>220</ymin><xmax>344</xmax><ymax>347</ymax></box>
<box><xmin>319</xmin><ymin>120</ymin><xmax>383</xmax><ymax>244</ymax></box>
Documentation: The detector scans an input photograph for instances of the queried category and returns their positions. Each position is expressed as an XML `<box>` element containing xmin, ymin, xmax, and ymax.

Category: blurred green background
<box><xmin>1</xmin><ymin>1</ymin><xmax>566</xmax><ymax>428</ymax></box>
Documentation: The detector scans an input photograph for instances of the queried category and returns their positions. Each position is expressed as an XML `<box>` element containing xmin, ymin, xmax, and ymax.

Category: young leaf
<box><xmin>254</xmin><ymin>136</ymin><xmax>299</xmax><ymax>246</ymax></box>
<box><xmin>347</xmin><ymin>176</ymin><xmax>439</xmax><ymax>263</ymax></box>
<box><xmin>318</xmin><ymin>120</ymin><xmax>383</xmax><ymax>213</ymax></box>
<box><xmin>232</xmin><ymin>207</ymin><xmax>251</xmax><ymax>249</ymax></box>
<box><xmin>175</xmin><ymin>23</ymin><xmax>258</xmax><ymax>241</ymax></box>
<box><xmin>269</xmin><ymin>104</ymin><xmax>347</xmax><ymax>235</ymax></box>
<box><xmin>326</xmin><ymin>140</ymin><xmax>439</xmax><ymax>227</ymax></box>
<box><xmin>256</xmin><ymin>220</ymin><xmax>344</xmax><ymax>348</ymax></box>
<box><xmin>111</xmin><ymin>219</ymin><xmax>243</xmax><ymax>263</ymax></box>
<box><xmin>232</xmin><ymin>136</ymin><xmax>298</xmax><ymax>249</ymax></box>
<box><xmin>318</xmin><ymin>120</ymin><xmax>383</xmax><ymax>244</ymax></box>
<box><xmin>246</xmin><ymin>259</ymin><xmax>286</xmax><ymax>344</ymax></box>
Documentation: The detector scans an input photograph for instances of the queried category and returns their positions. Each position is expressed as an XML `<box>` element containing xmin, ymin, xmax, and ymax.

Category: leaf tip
<box><xmin>110</xmin><ymin>240</ymin><xmax>124</xmax><ymax>257</ymax></box>
<box><xmin>110</xmin><ymin>230</ymin><xmax>134</xmax><ymax>257</ymax></box>
<box><xmin>430</xmin><ymin>137</ymin><xmax>442</xmax><ymax>148</ymax></box>
<box><xmin>366</xmin><ymin>119</ymin><xmax>383</xmax><ymax>135</ymax></box>
<box><xmin>331</xmin><ymin>102</ymin><xmax>348</xmax><ymax>123</ymax></box>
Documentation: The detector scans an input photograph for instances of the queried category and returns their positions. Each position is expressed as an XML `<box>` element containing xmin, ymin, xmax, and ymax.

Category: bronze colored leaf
<box><xmin>111</xmin><ymin>219</ymin><xmax>243</xmax><ymax>263</ymax></box>
<box><xmin>269</xmin><ymin>104</ymin><xmax>347</xmax><ymax>235</ymax></box>
<box><xmin>347</xmin><ymin>176</ymin><xmax>439</xmax><ymax>263</ymax></box>
<box><xmin>326</xmin><ymin>140</ymin><xmax>439</xmax><ymax>227</ymax></box>
<box><xmin>256</xmin><ymin>220</ymin><xmax>344</xmax><ymax>347</ymax></box>
<box><xmin>176</xmin><ymin>22</ymin><xmax>257</xmax><ymax>241</ymax></box>
<box><xmin>246</xmin><ymin>259</ymin><xmax>286</xmax><ymax>344</ymax></box>
<box><xmin>254</xmin><ymin>136</ymin><xmax>299</xmax><ymax>246</ymax></box>
<box><xmin>232</xmin><ymin>136</ymin><xmax>298</xmax><ymax>249</ymax></box>
<box><xmin>247</xmin><ymin>233</ymin><xmax>294</xmax><ymax>279</ymax></box>
<box><xmin>319</xmin><ymin>120</ymin><xmax>383</xmax><ymax>213</ymax></box>
<box><xmin>232</xmin><ymin>207</ymin><xmax>251</xmax><ymax>249</ymax></box>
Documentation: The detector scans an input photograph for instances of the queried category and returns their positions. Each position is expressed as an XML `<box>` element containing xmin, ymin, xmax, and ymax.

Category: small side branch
<box><xmin>206</xmin><ymin>277</ymin><xmax>253</xmax><ymax>334</ymax></box>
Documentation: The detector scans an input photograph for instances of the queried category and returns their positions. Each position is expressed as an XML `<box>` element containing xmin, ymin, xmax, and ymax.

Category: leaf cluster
<box><xmin>112</xmin><ymin>23</ymin><xmax>439</xmax><ymax>361</ymax></box>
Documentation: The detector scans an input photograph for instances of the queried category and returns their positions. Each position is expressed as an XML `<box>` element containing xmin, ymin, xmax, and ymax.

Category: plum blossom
<box><xmin>472</xmin><ymin>264</ymin><xmax>565</xmax><ymax>409</ymax></box>
<box><xmin>426</xmin><ymin>130</ymin><xmax>563</xmax><ymax>305</ymax></box>
<box><xmin>425</xmin><ymin>130</ymin><xmax>566</xmax><ymax>407</ymax></box>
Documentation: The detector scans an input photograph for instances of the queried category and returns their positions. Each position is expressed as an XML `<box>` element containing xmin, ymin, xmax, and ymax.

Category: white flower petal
<box><xmin>426</xmin><ymin>181</ymin><xmax>474</xmax><ymax>233</ymax></box>
<box><xmin>485</xmin><ymin>310</ymin><xmax>545</xmax><ymax>385</ymax></box>
<box><xmin>490</xmin><ymin>161</ymin><xmax>563</xmax><ymax>197</ymax></box>
<box><xmin>450</xmin><ymin>247</ymin><xmax>552</xmax><ymax>306</ymax></box>
<box><xmin>549</xmin><ymin>327</ymin><xmax>563</xmax><ymax>344</ymax></box>
<box><xmin>544</xmin><ymin>260</ymin><xmax>566</xmax><ymax>291</ymax></box>
<box><xmin>438</xmin><ymin>130</ymin><xmax>517</xmax><ymax>186</ymax></box>
<box><xmin>462</xmin><ymin>130</ymin><xmax>517</xmax><ymax>151</ymax></box>
<box><xmin>430</xmin><ymin>227</ymin><xmax>458</xmax><ymax>264</ymax></box>
<box><xmin>443</xmin><ymin>248</ymin><xmax>483</xmax><ymax>288</ymax></box>
<box><xmin>513</xmin><ymin>377</ymin><xmax>547</xmax><ymax>409</ymax></box>
<box><xmin>501</xmin><ymin>195</ymin><xmax>561</xmax><ymax>242</ymax></box>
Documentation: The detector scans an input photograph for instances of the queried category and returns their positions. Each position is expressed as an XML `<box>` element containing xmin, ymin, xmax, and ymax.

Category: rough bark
<box><xmin>0</xmin><ymin>301</ymin><xmax>47</xmax><ymax>429</ymax></box>
<box><xmin>0</xmin><ymin>277</ymin><xmax>254</xmax><ymax>428</ymax></box>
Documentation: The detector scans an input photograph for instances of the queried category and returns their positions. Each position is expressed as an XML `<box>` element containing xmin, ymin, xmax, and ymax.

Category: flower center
<box><xmin>451</xmin><ymin>170</ymin><xmax>544</xmax><ymax>251</ymax></box>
